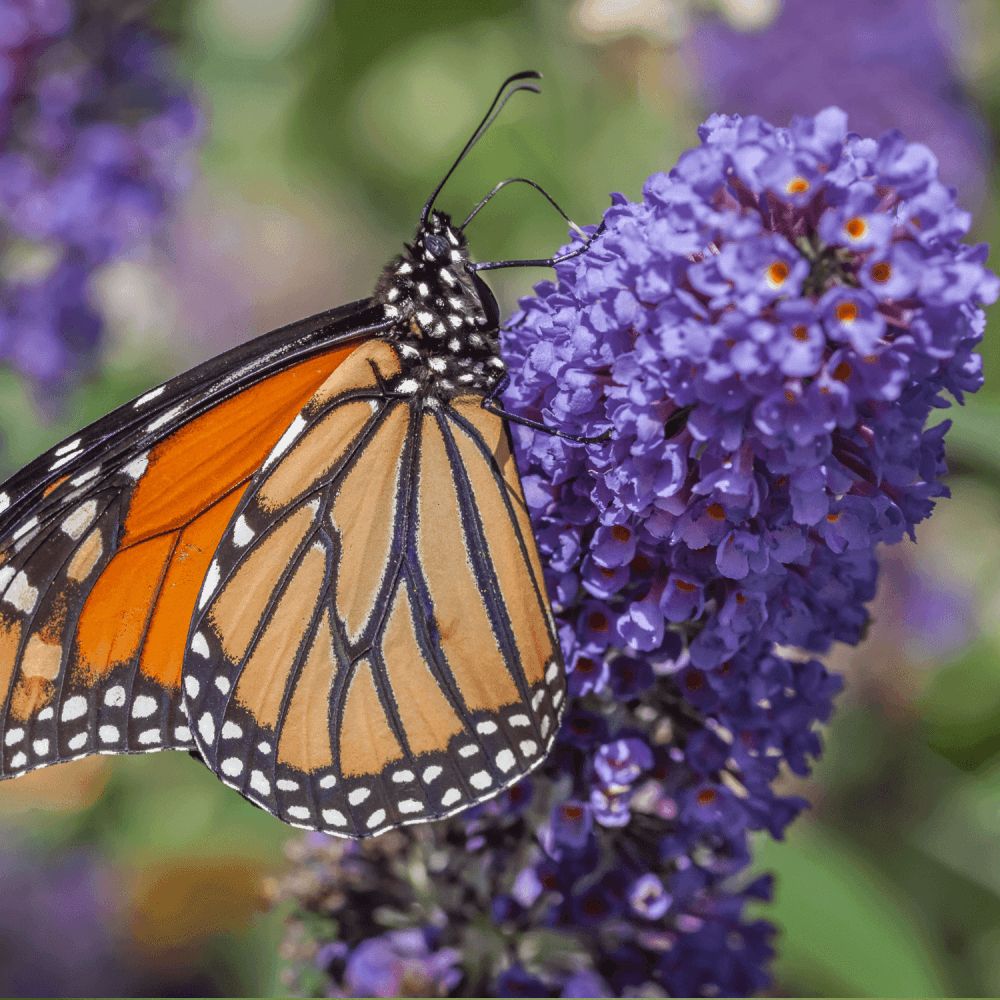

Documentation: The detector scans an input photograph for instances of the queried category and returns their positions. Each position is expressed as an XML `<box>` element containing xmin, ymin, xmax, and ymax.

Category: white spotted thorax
<box><xmin>373</xmin><ymin>210</ymin><xmax>507</xmax><ymax>399</ymax></box>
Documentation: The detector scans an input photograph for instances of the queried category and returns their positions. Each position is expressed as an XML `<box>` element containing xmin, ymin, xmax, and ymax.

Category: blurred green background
<box><xmin>4</xmin><ymin>0</ymin><xmax>1000</xmax><ymax>995</ymax></box>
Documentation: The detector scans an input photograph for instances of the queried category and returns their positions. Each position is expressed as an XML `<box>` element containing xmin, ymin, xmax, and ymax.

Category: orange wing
<box><xmin>0</xmin><ymin>299</ymin><xmax>385</xmax><ymax>781</ymax></box>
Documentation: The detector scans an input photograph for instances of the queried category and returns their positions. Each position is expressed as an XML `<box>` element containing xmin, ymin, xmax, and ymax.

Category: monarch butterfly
<box><xmin>0</xmin><ymin>72</ymin><xmax>605</xmax><ymax>838</ymax></box>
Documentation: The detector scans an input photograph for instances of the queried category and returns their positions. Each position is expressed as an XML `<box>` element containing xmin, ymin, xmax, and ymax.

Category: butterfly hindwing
<box><xmin>182</xmin><ymin>339</ymin><xmax>566</xmax><ymax>838</ymax></box>
<box><xmin>0</xmin><ymin>301</ymin><xmax>386</xmax><ymax>780</ymax></box>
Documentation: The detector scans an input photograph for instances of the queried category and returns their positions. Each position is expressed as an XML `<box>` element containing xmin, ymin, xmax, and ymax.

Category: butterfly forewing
<box><xmin>182</xmin><ymin>339</ymin><xmax>566</xmax><ymax>838</ymax></box>
<box><xmin>0</xmin><ymin>303</ymin><xmax>385</xmax><ymax>780</ymax></box>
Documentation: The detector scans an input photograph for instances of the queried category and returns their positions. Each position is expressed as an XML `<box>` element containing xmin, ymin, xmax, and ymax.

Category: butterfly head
<box><xmin>374</xmin><ymin>210</ymin><xmax>506</xmax><ymax>399</ymax></box>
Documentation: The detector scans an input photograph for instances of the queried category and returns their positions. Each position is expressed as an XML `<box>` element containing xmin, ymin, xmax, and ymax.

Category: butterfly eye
<box><xmin>425</xmin><ymin>233</ymin><xmax>449</xmax><ymax>258</ymax></box>
<box><xmin>471</xmin><ymin>271</ymin><xmax>500</xmax><ymax>329</ymax></box>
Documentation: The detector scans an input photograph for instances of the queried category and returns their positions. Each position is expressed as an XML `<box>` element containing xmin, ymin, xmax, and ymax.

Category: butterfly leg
<box><xmin>481</xmin><ymin>374</ymin><xmax>610</xmax><ymax>445</ymax></box>
<box><xmin>470</xmin><ymin>219</ymin><xmax>608</xmax><ymax>275</ymax></box>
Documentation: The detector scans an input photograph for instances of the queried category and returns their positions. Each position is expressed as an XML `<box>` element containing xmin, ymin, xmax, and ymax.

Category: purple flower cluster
<box><xmin>0</xmin><ymin>0</ymin><xmax>200</xmax><ymax>389</ymax></box>
<box><xmin>494</xmin><ymin>107</ymin><xmax>994</xmax><ymax>993</ymax></box>
<box><xmin>688</xmin><ymin>0</ymin><xmax>989</xmax><ymax>208</ymax></box>
<box><xmin>273</xmin><ymin>110</ymin><xmax>993</xmax><ymax>998</ymax></box>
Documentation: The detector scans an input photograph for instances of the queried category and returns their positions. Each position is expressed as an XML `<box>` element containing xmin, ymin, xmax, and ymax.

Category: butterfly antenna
<box><xmin>420</xmin><ymin>70</ymin><xmax>542</xmax><ymax>226</ymax></box>
<box><xmin>460</xmin><ymin>177</ymin><xmax>588</xmax><ymax>241</ymax></box>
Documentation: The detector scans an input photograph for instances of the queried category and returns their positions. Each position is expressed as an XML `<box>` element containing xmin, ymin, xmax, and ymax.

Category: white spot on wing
<box><xmin>4</xmin><ymin>728</ymin><xmax>23</xmax><ymax>746</ymax></box>
<box><xmin>348</xmin><ymin>788</ymin><xmax>370</xmax><ymax>806</ymax></box>
<box><xmin>258</xmin><ymin>741</ymin><xmax>272</xmax><ymax>754</ymax></box>
<box><xmin>61</xmin><ymin>500</ymin><xmax>98</xmax><ymax>540</ymax></box>
<box><xmin>104</xmin><ymin>686</ymin><xmax>125</xmax><ymax>707</ymax></box>
<box><xmin>509</xmin><ymin>714</ymin><xmax>529</xmax><ymax>727</ymax></box>
<box><xmin>520</xmin><ymin>740</ymin><xmax>538</xmax><ymax>757</ymax></box>
<box><xmin>398</xmin><ymin>799</ymin><xmax>423</xmax><ymax>814</ymax></box>
<box><xmin>68</xmin><ymin>732</ymin><xmax>87</xmax><ymax>751</ymax></box>
<box><xmin>214</xmin><ymin>676</ymin><xmax>230</xmax><ymax>695</ymax></box>
<box><xmin>222</xmin><ymin>721</ymin><xmax>242</xmax><ymax>739</ymax></box>
<box><xmin>71</xmin><ymin>466</ymin><xmax>100</xmax><ymax>487</ymax></box>
<box><xmin>32</xmin><ymin>738</ymin><xmax>49</xmax><ymax>755</ymax></box>
<box><xmin>250</xmin><ymin>770</ymin><xmax>270</xmax><ymax>796</ymax></box>
<box><xmin>55</xmin><ymin>438</ymin><xmax>81</xmax><ymax>457</ymax></box>
<box><xmin>392</xmin><ymin>770</ymin><xmax>415</xmax><ymax>783</ymax></box>
<box><xmin>0</xmin><ymin>493</ymin><xmax>9</xmax><ymax>514</ymax></box>
<box><xmin>50</xmin><ymin>452</ymin><xmax>79</xmax><ymax>471</ymax></box>
<box><xmin>323</xmin><ymin>808</ymin><xmax>347</xmax><ymax>826</ymax></box>
<box><xmin>62</xmin><ymin>697</ymin><xmax>87</xmax><ymax>722</ymax></box>
<box><xmin>12</xmin><ymin>517</ymin><xmax>38</xmax><ymax>541</ymax></box>
<box><xmin>287</xmin><ymin>805</ymin><xmax>310</xmax><ymax>820</ymax></box>
<box><xmin>470</xmin><ymin>771</ymin><xmax>492</xmax><ymax>790</ymax></box>
<box><xmin>263</xmin><ymin>414</ymin><xmax>307</xmax><ymax>470</ymax></box>
<box><xmin>546</xmin><ymin>661</ymin><xmax>559</xmax><ymax>684</ymax></box>
<box><xmin>476</xmin><ymin>721</ymin><xmax>498</xmax><ymax>735</ymax></box>
<box><xmin>319</xmin><ymin>774</ymin><xmax>336</xmax><ymax>788</ymax></box>
<box><xmin>233</xmin><ymin>516</ymin><xmax>255</xmax><ymax>547</ymax></box>
<box><xmin>131</xmin><ymin>695</ymin><xmax>157</xmax><ymax>719</ymax></box>
<box><xmin>4</xmin><ymin>572</ymin><xmax>37</xmax><ymax>613</ymax></box>
<box><xmin>441</xmin><ymin>787</ymin><xmax>461</xmax><ymax>807</ymax></box>
<box><xmin>146</xmin><ymin>405</ymin><xmax>185</xmax><ymax>433</ymax></box>
<box><xmin>366</xmin><ymin>808</ymin><xmax>387</xmax><ymax>829</ymax></box>
<box><xmin>276</xmin><ymin>779</ymin><xmax>299</xmax><ymax>791</ymax></box>
<box><xmin>175</xmin><ymin>726</ymin><xmax>192</xmax><ymax>742</ymax></box>
<box><xmin>198</xmin><ymin>561</ymin><xmax>221</xmax><ymax>611</ymax></box>
<box><xmin>123</xmin><ymin>454</ymin><xmax>148</xmax><ymax>480</ymax></box>
<box><xmin>134</xmin><ymin>386</ymin><xmax>165</xmax><ymax>407</ymax></box>
<box><xmin>37</xmin><ymin>707</ymin><xmax>53</xmax><ymax>721</ymax></box>
<box><xmin>10</xmin><ymin>752</ymin><xmax>26</xmax><ymax>768</ymax></box>
<box><xmin>99</xmin><ymin>725</ymin><xmax>119</xmax><ymax>743</ymax></box>
<box><xmin>184</xmin><ymin>675</ymin><xmax>200</xmax><ymax>698</ymax></box>
<box><xmin>190</xmin><ymin>632</ymin><xmax>210</xmax><ymax>659</ymax></box>
<box><xmin>138</xmin><ymin>729</ymin><xmax>161</xmax><ymax>744</ymax></box>
<box><xmin>198</xmin><ymin>712</ymin><xmax>215</xmax><ymax>744</ymax></box>
<box><xmin>221</xmin><ymin>757</ymin><xmax>243</xmax><ymax>777</ymax></box>
<box><xmin>422</xmin><ymin>765</ymin><xmax>442</xmax><ymax>783</ymax></box>
<box><xmin>496</xmin><ymin>748</ymin><xmax>516</xmax><ymax>773</ymax></box>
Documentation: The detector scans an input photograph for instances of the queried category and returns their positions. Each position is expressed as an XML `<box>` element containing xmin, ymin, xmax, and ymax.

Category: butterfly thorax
<box><xmin>373</xmin><ymin>210</ymin><xmax>507</xmax><ymax>401</ymax></box>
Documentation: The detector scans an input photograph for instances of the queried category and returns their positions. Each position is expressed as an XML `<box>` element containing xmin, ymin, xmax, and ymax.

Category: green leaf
<box><xmin>748</xmin><ymin>823</ymin><xmax>951</xmax><ymax>996</ymax></box>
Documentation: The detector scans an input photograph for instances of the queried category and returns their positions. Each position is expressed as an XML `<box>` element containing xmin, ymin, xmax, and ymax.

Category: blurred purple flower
<box><xmin>0</xmin><ymin>848</ymin><xmax>125</xmax><ymax>996</ymax></box>
<box><xmin>561</xmin><ymin>970</ymin><xmax>613</xmax><ymax>997</ymax></box>
<box><xmin>343</xmin><ymin>930</ymin><xmax>461</xmax><ymax>999</ymax></box>
<box><xmin>878</xmin><ymin>547</ymin><xmax>977</xmax><ymax>662</ymax></box>
<box><xmin>687</xmin><ymin>0</ymin><xmax>990</xmax><ymax>208</ymax></box>
<box><xmin>0</xmin><ymin>1</ymin><xmax>200</xmax><ymax>395</ymax></box>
